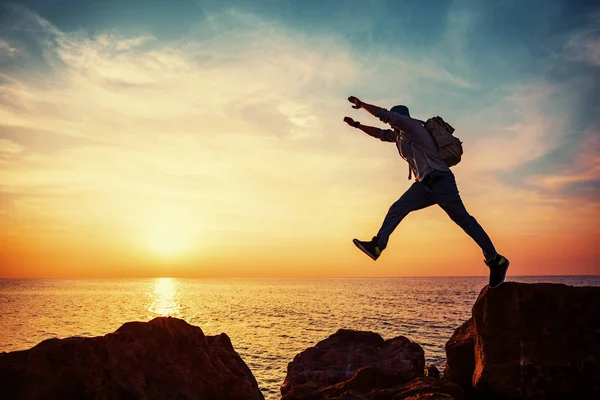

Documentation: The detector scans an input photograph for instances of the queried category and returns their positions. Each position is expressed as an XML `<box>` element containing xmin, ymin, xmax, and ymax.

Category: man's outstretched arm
<box><xmin>343</xmin><ymin>116</ymin><xmax>397</xmax><ymax>142</ymax></box>
<box><xmin>348</xmin><ymin>96</ymin><xmax>383</xmax><ymax>118</ymax></box>
<box><xmin>348</xmin><ymin>96</ymin><xmax>412</xmax><ymax>133</ymax></box>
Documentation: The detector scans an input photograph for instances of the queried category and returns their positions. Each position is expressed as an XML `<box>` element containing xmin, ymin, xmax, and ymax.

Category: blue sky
<box><xmin>1</xmin><ymin>0</ymin><xmax>599</xmax><ymax>277</ymax></box>
<box><xmin>6</xmin><ymin>0</ymin><xmax>598</xmax><ymax>137</ymax></box>
<box><xmin>6</xmin><ymin>0</ymin><xmax>595</xmax><ymax>193</ymax></box>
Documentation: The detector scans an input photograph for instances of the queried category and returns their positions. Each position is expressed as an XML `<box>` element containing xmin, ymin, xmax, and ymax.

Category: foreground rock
<box><xmin>443</xmin><ymin>318</ymin><xmax>475</xmax><ymax>391</ymax></box>
<box><xmin>446</xmin><ymin>282</ymin><xmax>600</xmax><ymax>399</ymax></box>
<box><xmin>0</xmin><ymin>317</ymin><xmax>263</xmax><ymax>400</ymax></box>
<box><xmin>281</xmin><ymin>329</ymin><xmax>463</xmax><ymax>400</ymax></box>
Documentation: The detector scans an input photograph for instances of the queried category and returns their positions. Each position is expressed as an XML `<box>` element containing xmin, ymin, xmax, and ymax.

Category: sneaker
<box><xmin>353</xmin><ymin>237</ymin><xmax>382</xmax><ymax>261</ymax></box>
<box><xmin>485</xmin><ymin>254</ymin><xmax>510</xmax><ymax>288</ymax></box>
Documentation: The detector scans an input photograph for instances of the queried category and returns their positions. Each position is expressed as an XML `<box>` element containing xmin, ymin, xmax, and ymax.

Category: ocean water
<box><xmin>1</xmin><ymin>276</ymin><xmax>598</xmax><ymax>399</ymax></box>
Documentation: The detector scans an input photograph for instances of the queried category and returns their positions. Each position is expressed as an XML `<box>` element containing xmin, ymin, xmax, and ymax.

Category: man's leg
<box><xmin>432</xmin><ymin>174</ymin><xmax>509</xmax><ymax>288</ymax></box>
<box><xmin>376</xmin><ymin>181</ymin><xmax>435</xmax><ymax>250</ymax></box>
<box><xmin>430</xmin><ymin>174</ymin><xmax>497</xmax><ymax>260</ymax></box>
<box><xmin>430</xmin><ymin>173</ymin><xmax>509</xmax><ymax>287</ymax></box>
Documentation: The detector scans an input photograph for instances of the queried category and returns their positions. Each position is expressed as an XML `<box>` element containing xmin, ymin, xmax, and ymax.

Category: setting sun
<box><xmin>142</xmin><ymin>208</ymin><xmax>197</xmax><ymax>257</ymax></box>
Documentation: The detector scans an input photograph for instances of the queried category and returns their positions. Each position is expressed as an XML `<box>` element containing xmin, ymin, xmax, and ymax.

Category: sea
<box><xmin>1</xmin><ymin>276</ymin><xmax>598</xmax><ymax>399</ymax></box>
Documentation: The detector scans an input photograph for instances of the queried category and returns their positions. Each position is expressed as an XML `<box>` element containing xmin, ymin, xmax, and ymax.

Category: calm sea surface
<box><xmin>1</xmin><ymin>276</ymin><xmax>598</xmax><ymax>399</ymax></box>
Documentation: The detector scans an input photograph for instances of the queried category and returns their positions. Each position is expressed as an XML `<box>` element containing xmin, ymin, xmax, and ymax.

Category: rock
<box><xmin>389</xmin><ymin>377</ymin><xmax>464</xmax><ymax>400</ymax></box>
<box><xmin>468</xmin><ymin>282</ymin><xmax>599</xmax><ymax>399</ymax></box>
<box><xmin>322</xmin><ymin>376</ymin><xmax>464</xmax><ymax>400</ymax></box>
<box><xmin>281</xmin><ymin>329</ymin><xmax>463</xmax><ymax>400</ymax></box>
<box><xmin>281</xmin><ymin>329</ymin><xmax>423</xmax><ymax>399</ymax></box>
<box><xmin>425</xmin><ymin>364</ymin><xmax>440</xmax><ymax>379</ymax></box>
<box><xmin>403</xmin><ymin>394</ymin><xmax>455</xmax><ymax>400</ymax></box>
<box><xmin>443</xmin><ymin>318</ymin><xmax>475</xmax><ymax>390</ymax></box>
<box><xmin>0</xmin><ymin>317</ymin><xmax>263</xmax><ymax>400</ymax></box>
<box><xmin>403</xmin><ymin>395</ymin><xmax>455</xmax><ymax>400</ymax></box>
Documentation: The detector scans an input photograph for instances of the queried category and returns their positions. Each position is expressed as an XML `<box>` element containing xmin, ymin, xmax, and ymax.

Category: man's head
<box><xmin>390</xmin><ymin>105</ymin><xmax>410</xmax><ymax>118</ymax></box>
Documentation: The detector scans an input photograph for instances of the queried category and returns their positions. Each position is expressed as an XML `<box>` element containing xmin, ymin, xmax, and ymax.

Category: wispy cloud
<box><xmin>455</xmin><ymin>81</ymin><xmax>570</xmax><ymax>175</ymax></box>
<box><xmin>0</xmin><ymin>8</ymin><xmax>437</xmax><ymax>245</ymax></box>
<box><xmin>528</xmin><ymin>127</ymin><xmax>600</xmax><ymax>192</ymax></box>
<box><xmin>0</xmin><ymin>40</ymin><xmax>20</xmax><ymax>59</ymax></box>
<box><xmin>0</xmin><ymin>138</ymin><xmax>25</xmax><ymax>162</ymax></box>
<box><xmin>563</xmin><ymin>12</ymin><xmax>600</xmax><ymax>66</ymax></box>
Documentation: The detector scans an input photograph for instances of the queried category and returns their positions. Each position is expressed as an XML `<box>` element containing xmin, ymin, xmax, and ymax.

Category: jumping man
<box><xmin>345</xmin><ymin>96</ymin><xmax>509</xmax><ymax>288</ymax></box>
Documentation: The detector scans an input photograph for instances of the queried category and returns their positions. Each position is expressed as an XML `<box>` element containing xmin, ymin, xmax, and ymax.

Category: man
<box><xmin>344</xmin><ymin>96</ymin><xmax>509</xmax><ymax>288</ymax></box>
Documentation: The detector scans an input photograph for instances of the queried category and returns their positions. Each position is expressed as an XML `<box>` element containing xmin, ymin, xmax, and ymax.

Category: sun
<box><xmin>143</xmin><ymin>208</ymin><xmax>196</xmax><ymax>257</ymax></box>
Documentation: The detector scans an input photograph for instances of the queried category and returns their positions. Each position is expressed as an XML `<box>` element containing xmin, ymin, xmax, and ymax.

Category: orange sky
<box><xmin>1</xmin><ymin>7</ymin><xmax>599</xmax><ymax>278</ymax></box>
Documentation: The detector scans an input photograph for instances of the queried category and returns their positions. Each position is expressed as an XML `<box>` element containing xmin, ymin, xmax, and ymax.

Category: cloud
<box><xmin>455</xmin><ymin>81</ymin><xmax>571</xmax><ymax>176</ymax></box>
<box><xmin>0</xmin><ymin>138</ymin><xmax>25</xmax><ymax>163</ymax></box>
<box><xmin>563</xmin><ymin>13</ymin><xmax>600</xmax><ymax>66</ymax></box>
<box><xmin>527</xmin><ymin>127</ymin><xmax>600</xmax><ymax>192</ymax></box>
<box><xmin>0</xmin><ymin>40</ymin><xmax>20</xmax><ymax>59</ymax></box>
<box><xmin>0</xmin><ymin>9</ymin><xmax>387</xmax><ymax>242</ymax></box>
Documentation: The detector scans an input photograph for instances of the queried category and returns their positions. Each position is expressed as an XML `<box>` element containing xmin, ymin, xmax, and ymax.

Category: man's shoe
<box><xmin>353</xmin><ymin>237</ymin><xmax>382</xmax><ymax>261</ymax></box>
<box><xmin>485</xmin><ymin>254</ymin><xmax>510</xmax><ymax>288</ymax></box>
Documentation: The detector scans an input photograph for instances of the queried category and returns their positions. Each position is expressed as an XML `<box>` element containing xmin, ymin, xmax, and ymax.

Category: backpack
<box><xmin>422</xmin><ymin>116</ymin><xmax>463</xmax><ymax>167</ymax></box>
<box><xmin>405</xmin><ymin>116</ymin><xmax>463</xmax><ymax>180</ymax></box>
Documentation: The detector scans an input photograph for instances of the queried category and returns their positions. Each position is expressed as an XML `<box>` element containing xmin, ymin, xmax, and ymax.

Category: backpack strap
<box><xmin>398</xmin><ymin>132</ymin><xmax>414</xmax><ymax>180</ymax></box>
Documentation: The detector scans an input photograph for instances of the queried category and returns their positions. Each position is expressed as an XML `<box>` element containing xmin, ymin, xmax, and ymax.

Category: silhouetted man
<box><xmin>345</xmin><ymin>96</ymin><xmax>509</xmax><ymax>288</ymax></box>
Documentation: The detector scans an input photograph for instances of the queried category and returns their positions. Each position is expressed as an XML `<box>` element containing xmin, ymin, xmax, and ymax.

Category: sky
<box><xmin>0</xmin><ymin>0</ymin><xmax>599</xmax><ymax>278</ymax></box>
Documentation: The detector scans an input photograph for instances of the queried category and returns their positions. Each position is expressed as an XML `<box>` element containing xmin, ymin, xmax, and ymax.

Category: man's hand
<box><xmin>343</xmin><ymin>116</ymin><xmax>357</xmax><ymax>127</ymax></box>
<box><xmin>348</xmin><ymin>96</ymin><xmax>362</xmax><ymax>109</ymax></box>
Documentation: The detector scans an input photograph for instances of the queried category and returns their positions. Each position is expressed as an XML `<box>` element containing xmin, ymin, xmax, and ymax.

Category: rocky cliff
<box><xmin>444</xmin><ymin>282</ymin><xmax>600</xmax><ymax>399</ymax></box>
<box><xmin>281</xmin><ymin>329</ymin><xmax>464</xmax><ymax>400</ymax></box>
<box><xmin>0</xmin><ymin>316</ymin><xmax>264</xmax><ymax>400</ymax></box>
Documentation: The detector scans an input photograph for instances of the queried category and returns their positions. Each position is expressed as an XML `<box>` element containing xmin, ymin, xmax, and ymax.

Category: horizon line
<box><xmin>1</xmin><ymin>274</ymin><xmax>599</xmax><ymax>280</ymax></box>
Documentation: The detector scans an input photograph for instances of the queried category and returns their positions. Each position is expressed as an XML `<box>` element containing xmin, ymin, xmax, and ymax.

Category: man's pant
<box><xmin>376</xmin><ymin>170</ymin><xmax>497</xmax><ymax>260</ymax></box>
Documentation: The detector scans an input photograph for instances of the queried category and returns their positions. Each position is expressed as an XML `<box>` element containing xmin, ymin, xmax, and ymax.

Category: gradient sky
<box><xmin>1</xmin><ymin>0</ymin><xmax>599</xmax><ymax>278</ymax></box>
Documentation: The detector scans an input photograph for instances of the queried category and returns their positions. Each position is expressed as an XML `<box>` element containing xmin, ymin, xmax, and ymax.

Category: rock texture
<box><xmin>426</xmin><ymin>365</ymin><xmax>441</xmax><ymax>379</ymax></box>
<box><xmin>281</xmin><ymin>329</ymin><xmax>463</xmax><ymax>400</ymax></box>
<box><xmin>446</xmin><ymin>282</ymin><xmax>600</xmax><ymax>399</ymax></box>
<box><xmin>0</xmin><ymin>317</ymin><xmax>263</xmax><ymax>400</ymax></box>
<box><xmin>443</xmin><ymin>318</ymin><xmax>475</xmax><ymax>390</ymax></box>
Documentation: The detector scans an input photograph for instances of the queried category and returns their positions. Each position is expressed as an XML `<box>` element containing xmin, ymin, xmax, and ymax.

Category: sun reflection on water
<box><xmin>148</xmin><ymin>278</ymin><xmax>181</xmax><ymax>317</ymax></box>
